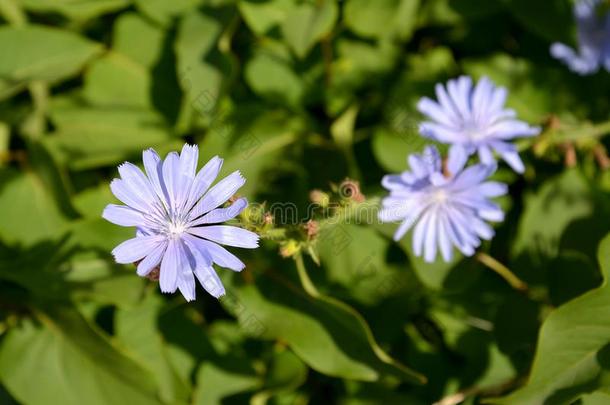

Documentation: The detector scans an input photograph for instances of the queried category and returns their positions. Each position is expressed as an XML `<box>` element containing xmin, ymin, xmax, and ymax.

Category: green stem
<box><xmin>294</xmin><ymin>252</ymin><xmax>320</xmax><ymax>297</ymax></box>
<box><xmin>476</xmin><ymin>252</ymin><xmax>528</xmax><ymax>292</ymax></box>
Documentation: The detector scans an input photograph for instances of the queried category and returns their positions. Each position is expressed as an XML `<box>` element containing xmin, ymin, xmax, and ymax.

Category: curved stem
<box><xmin>476</xmin><ymin>252</ymin><xmax>528</xmax><ymax>292</ymax></box>
<box><xmin>294</xmin><ymin>252</ymin><xmax>320</xmax><ymax>297</ymax></box>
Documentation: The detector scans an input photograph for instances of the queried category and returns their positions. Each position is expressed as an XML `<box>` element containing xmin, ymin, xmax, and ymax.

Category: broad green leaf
<box><xmin>65</xmin><ymin>253</ymin><xmax>144</xmax><ymax>307</ymax></box>
<box><xmin>251</xmin><ymin>350</ymin><xmax>308</xmax><ymax>403</ymax></box>
<box><xmin>18</xmin><ymin>0</ymin><xmax>129</xmax><ymax>20</ymax></box>
<box><xmin>175</xmin><ymin>10</ymin><xmax>225</xmax><ymax>130</ymax></box>
<box><xmin>335</xmin><ymin>39</ymin><xmax>400</xmax><ymax>79</ymax></box>
<box><xmin>0</xmin><ymin>122</ymin><xmax>9</xmax><ymax>157</ymax></box>
<box><xmin>199</xmin><ymin>109</ymin><xmax>301</xmax><ymax>196</ymax></box>
<box><xmin>245</xmin><ymin>52</ymin><xmax>304</xmax><ymax>108</ymax></box>
<box><xmin>493</xmin><ymin>233</ymin><xmax>610</xmax><ymax>404</ymax></box>
<box><xmin>223</xmin><ymin>267</ymin><xmax>425</xmax><ymax>384</ymax></box>
<box><xmin>193</xmin><ymin>363</ymin><xmax>260</xmax><ymax>405</ymax></box>
<box><xmin>134</xmin><ymin>0</ymin><xmax>201</xmax><ymax>26</ymax></box>
<box><xmin>0</xmin><ymin>25</ymin><xmax>101</xmax><ymax>100</ymax></box>
<box><xmin>84</xmin><ymin>52</ymin><xmax>151</xmax><ymax>108</ymax></box>
<box><xmin>344</xmin><ymin>0</ymin><xmax>420</xmax><ymax>41</ymax></box>
<box><xmin>0</xmin><ymin>307</ymin><xmax>163</xmax><ymax>405</ymax></box>
<box><xmin>238</xmin><ymin>0</ymin><xmax>296</xmax><ymax>35</ymax></box>
<box><xmin>115</xmin><ymin>295</ymin><xmax>191</xmax><ymax>404</ymax></box>
<box><xmin>280</xmin><ymin>0</ymin><xmax>338</xmax><ymax>59</ymax></box>
<box><xmin>372</xmin><ymin>128</ymin><xmax>428</xmax><ymax>173</ymax></box>
<box><xmin>84</xmin><ymin>13</ymin><xmax>162</xmax><ymax>108</ymax></box>
<box><xmin>0</xmin><ymin>168</ymin><xmax>67</xmax><ymax>246</ymax></box>
<box><xmin>318</xmin><ymin>224</ymin><xmax>414</xmax><ymax>305</ymax></box>
<box><xmin>581</xmin><ymin>391</ymin><xmax>610</xmax><ymax>405</ymax></box>
<box><xmin>331</xmin><ymin>104</ymin><xmax>358</xmax><ymax>149</ymax></box>
<box><xmin>373</xmin><ymin>222</ymin><xmax>470</xmax><ymax>290</ymax></box>
<box><xmin>44</xmin><ymin>107</ymin><xmax>175</xmax><ymax>170</ymax></box>
<box><xmin>512</xmin><ymin>170</ymin><xmax>593</xmax><ymax>264</ymax></box>
<box><xmin>73</xmin><ymin>184</ymin><xmax>116</xmax><ymax>219</ymax></box>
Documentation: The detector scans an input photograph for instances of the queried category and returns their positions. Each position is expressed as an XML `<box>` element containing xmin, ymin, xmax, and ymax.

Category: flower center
<box><xmin>462</xmin><ymin>121</ymin><xmax>486</xmax><ymax>141</ymax></box>
<box><xmin>430</xmin><ymin>189</ymin><xmax>449</xmax><ymax>204</ymax></box>
<box><xmin>167</xmin><ymin>221</ymin><xmax>187</xmax><ymax>238</ymax></box>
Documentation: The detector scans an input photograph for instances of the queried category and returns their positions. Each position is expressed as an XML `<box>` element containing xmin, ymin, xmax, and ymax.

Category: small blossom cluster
<box><xmin>379</xmin><ymin>76</ymin><xmax>540</xmax><ymax>263</ymax></box>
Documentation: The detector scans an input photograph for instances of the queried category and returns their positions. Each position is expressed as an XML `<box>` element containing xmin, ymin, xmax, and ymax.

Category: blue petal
<box><xmin>189</xmin><ymin>197</ymin><xmax>248</xmax><ymax>227</ymax></box>
<box><xmin>143</xmin><ymin>148</ymin><xmax>170</xmax><ymax>207</ymax></box>
<box><xmin>184</xmin><ymin>237</ymin><xmax>225</xmax><ymax>298</ymax></box>
<box><xmin>103</xmin><ymin>204</ymin><xmax>145</xmax><ymax>227</ymax></box>
<box><xmin>159</xmin><ymin>239</ymin><xmax>181</xmax><ymax>293</ymax></box>
<box><xmin>118</xmin><ymin>162</ymin><xmax>157</xmax><ymax>207</ymax></box>
<box><xmin>423</xmin><ymin>211</ymin><xmax>439</xmax><ymax>263</ymax></box>
<box><xmin>188</xmin><ymin>225</ymin><xmax>259</xmax><ymax>249</ymax></box>
<box><xmin>183</xmin><ymin>233</ymin><xmax>246</xmax><ymax>271</ymax></box>
<box><xmin>177</xmin><ymin>269</ymin><xmax>196</xmax><ymax>302</ymax></box>
<box><xmin>184</xmin><ymin>156</ymin><xmax>223</xmax><ymax>211</ymax></box>
<box><xmin>112</xmin><ymin>235</ymin><xmax>164</xmax><ymax>264</ymax></box>
<box><xmin>189</xmin><ymin>171</ymin><xmax>245</xmax><ymax>219</ymax></box>
<box><xmin>137</xmin><ymin>240</ymin><xmax>167</xmax><ymax>276</ymax></box>
<box><xmin>110</xmin><ymin>179</ymin><xmax>151</xmax><ymax>213</ymax></box>
<box><xmin>447</xmin><ymin>145</ymin><xmax>468</xmax><ymax>177</ymax></box>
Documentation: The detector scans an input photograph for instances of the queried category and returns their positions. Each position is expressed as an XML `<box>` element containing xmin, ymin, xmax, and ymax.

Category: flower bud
<box><xmin>280</xmin><ymin>240</ymin><xmax>301</xmax><ymax>258</ymax></box>
<box><xmin>310</xmin><ymin>189</ymin><xmax>330</xmax><ymax>208</ymax></box>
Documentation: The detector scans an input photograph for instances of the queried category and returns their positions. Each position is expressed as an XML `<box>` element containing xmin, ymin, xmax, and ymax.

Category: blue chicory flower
<box><xmin>417</xmin><ymin>76</ymin><xmax>540</xmax><ymax>174</ymax></box>
<box><xmin>550</xmin><ymin>0</ymin><xmax>610</xmax><ymax>75</ymax></box>
<box><xmin>103</xmin><ymin>144</ymin><xmax>259</xmax><ymax>301</ymax></box>
<box><xmin>379</xmin><ymin>146</ymin><xmax>507</xmax><ymax>263</ymax></box>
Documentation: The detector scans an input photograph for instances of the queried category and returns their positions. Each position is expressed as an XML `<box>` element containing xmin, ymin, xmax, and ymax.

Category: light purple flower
<box><xmin>379</xmin><ymin>146</ymin><xmax>507</xmax><ymax>263</ymax></box>
<box><xmin>551</xmin><ymin>0</ymin><xmax>610</xmax><ymax>75</ymax></box>
<box><xmin>102</xmin><ymin>144</ymin><xmax>259</xmax><ymax>301</ymax></box>
<box><xmin>417</xmin><ymin>76</ymin><xmax>540</xmax><ymax>174</ymax></box>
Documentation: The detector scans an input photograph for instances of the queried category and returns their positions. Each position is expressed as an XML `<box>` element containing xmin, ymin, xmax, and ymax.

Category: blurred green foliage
<box><xmin>3</xmin><ymin>0</ymin><xmax>610</xmax><ymax>404</ymax></box>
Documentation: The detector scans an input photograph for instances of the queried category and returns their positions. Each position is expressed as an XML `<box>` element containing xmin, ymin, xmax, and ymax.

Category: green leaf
<box><xmin>581</xmin><ymin>391</ymin><xmax>610</xmax><ymax>405</ymax></box>
<box><xmin>44</xmin><ymin>106</ymin><xmax>175</xmax><ymax>170</ymax></box>
<box><xmin>245</xmin><ymin>52</ymin><xmax>304</xmax><ymax>108</ymax></box>
<box><xmin>344</xmin><ymin>0</ymin><xmax>420</xmax><ymax>41</ymax></box>
<box><xmin>0</xmin><ymin>25</ymin><xmax>101</xmax><ymax>100</ymax></box>
<box><xmin>280</xmin><ymin>0</ymin><xmax>338</xmax><ymax>59</ymax></box>
<box><xmin>318</xmin><ymin>224</ymin><xmax>413</xmax><ymax>305</ymax></box>
<box><xmin>175</xmin><ymin>10</ymin><xmax>225</xmax><ymax>130</ymax></box>
<box><xmin>18</xmin><ymin>0</ymin><xmax>129</xmax><ymax>20</ymax></box>
<box><xmin>0</xmin><ymin>168</ymin><xmax>68</xmax><ymax>246</ymax></box>
<box><xmin>238</xmin><ymin>0</ymin><xmax>296</xmax><ymax>35</ymax></box>
<box><xmin>83</xmin><ymin>13</ymin><xmax>163</xmax><ymax>109</ymax></box>
<box><xmin>331</xmin><ymin>104</ymin><xmax>358</xmax><ymax>149</ymax></box>
<box><xmin>0</xmin><ymin>307</ymin><xmax>163</xmax><ymax>405</ymax></box>
<box><xmin>193</xmin><ymin>362</ymin><xmax>260</xmax><ymax>405</ymax></box>
<box><xmin>223</xmin><ymin>266</ymin><xmax>425</xmax><ymax>384</ymax></box>
<box><xmin>493</xmin><ymin>233</ymin><xmax>610</xmax><ymax>404</ymax></box>
<box><xmin>199</xmin><ymin>110</ymin><xmax>300</xmax><ymax>196</ymax></box>
<box><xmin>84</xmin><ymin>52</ymin><xmax>152</xmax><ymax>108</ymax></box>
<box><xmin>133</xmin><ymin>0</ymin><xmax>201</xmax><ymax>27</ymax></box>
<box><xmin>115</xmin><ymin>294</ymin><xmax>192</xmax><ymax>404</ymax></box>
<box><xmin>371</xmin><ymin>128</ymin><xmax>429</xmax><ymax>173</ymax></box>
<box><xmin>512</xmin><ymin>170</ymin><xmax>593</xmax><ymax>264</ymax></box>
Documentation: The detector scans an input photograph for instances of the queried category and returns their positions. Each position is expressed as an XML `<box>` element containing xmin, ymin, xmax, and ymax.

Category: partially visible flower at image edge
<box><xmin>378</xmin><ymin>146</ymin><xmax>507</xmax><ymax>263</ymax></box>
<box><xmin>417</xmin><ymin>75</ymin><xmax>540</xmax><ymax>174</ymax></box>
<box><xmin>550</xmin><ymin>0</ymin><xmax>610</xmax><ymax>75</ymax></box>
<box><xmin>102</xmin><ymin>144</ymin><xmax>259</xmax><ymax>301</ymax></box>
